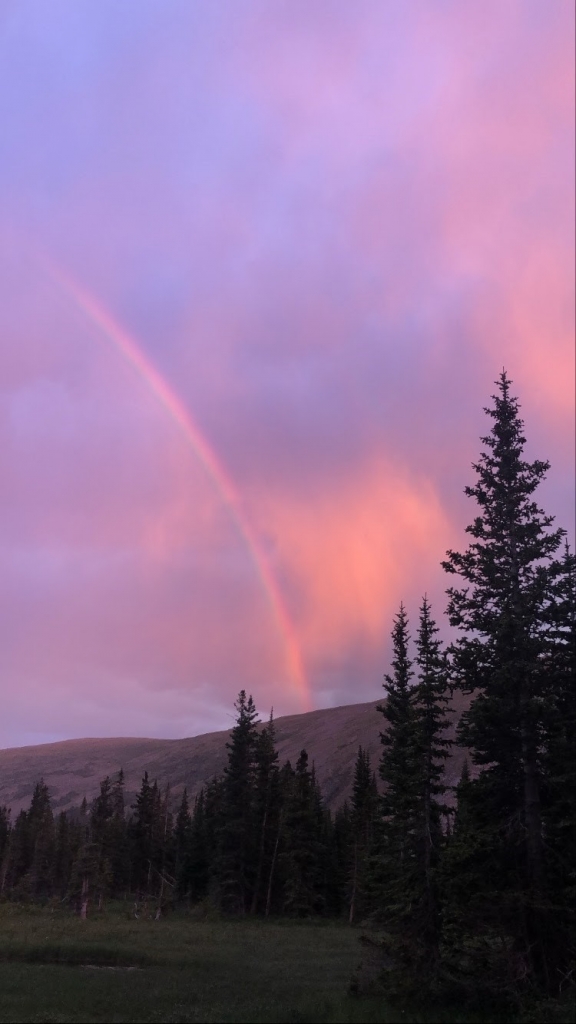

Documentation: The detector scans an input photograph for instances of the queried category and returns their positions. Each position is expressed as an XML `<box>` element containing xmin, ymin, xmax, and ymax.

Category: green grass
<box><xmin>0</xmin><ymin>904</ymin><xmax>572</xmax><ymax>1023</ymax></box>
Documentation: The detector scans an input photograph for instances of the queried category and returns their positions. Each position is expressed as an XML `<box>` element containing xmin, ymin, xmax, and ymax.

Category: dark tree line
<box><xmin>0</xmin><ymin>699</ymin><xmax>347</xmax><ymax>919</ymax></box>
<box><xmin>367</xmin><ymin>373</ymin><xmax>575</xmax><ymax>1006</ymax></box>
<box><xmin>0</xmin><ymin>373</ymin><xmax>573</xmax><ymax>1008</ymax></box>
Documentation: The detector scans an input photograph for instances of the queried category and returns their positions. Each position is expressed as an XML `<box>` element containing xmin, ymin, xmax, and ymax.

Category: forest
<box><xmin>0</xmin><ymin>373</ymin><xmax>574</xmax><ymax>1015</ymax></box>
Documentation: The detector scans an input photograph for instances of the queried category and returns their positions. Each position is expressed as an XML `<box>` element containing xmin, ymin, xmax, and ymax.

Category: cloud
<box><xmin>0</xmin><ymin>1</ymin><xmax>573</xmax><ymax>745</ymax></box>
<box><xmin>247</xmin><ymin>457</ymin><xmax>459</xmax><ymax>705</ymax></box>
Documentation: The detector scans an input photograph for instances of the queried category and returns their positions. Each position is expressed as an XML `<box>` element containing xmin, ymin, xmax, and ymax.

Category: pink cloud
<box><xmin>247</xmin><ymin>458</ymin><xmax>459</xmax><ymax>704</ymax></box>
<box><xmin>0</xmin><ymin>2</ymin><xmax>572</xmax><ymax>745</ymax></box>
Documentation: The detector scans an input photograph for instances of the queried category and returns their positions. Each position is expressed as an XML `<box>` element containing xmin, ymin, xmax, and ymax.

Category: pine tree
<box><xmin>25</xmin><ymin>781</ymin><xmax>55</xmax><ymax>901</ymax></box>
<box><xmin>280</xmin><ymin>750</ymin><xmax>327</xmax><ymax>916</ymax></box>
<box><xmin>53</xmin><ymin>811</ymin><xmax>80</xmax><ymax>900</ymax></box>
<box><xmin>348</xmin><ymin>747</ymin><xmax>378</xmax><ymax>923</ymax></box>
<box><xmin>441</xmin><ymin>371</ymin><xmax>569</xmax><ymax>989</ymax></box>
<box><xmin>217</xmin><ymin>691</ymin><xmax>259</xmax><ymax>913</ymax></box>
<box><xmin>189</xmin><ymin>778</ymin><xmax>223</xmax><ymax>905</ymax></box>
<box><xmin>3</xmin><ymin>809</ymin><xmax>30</xmax><ymax>895</ymax></box>
<box><xmin>174</xmin><ymin>789</ymin><xmax>192</xmax><ymax>898</ymax></box>
<box><xmin>250</xmin><ymin>711</ymin><xmax>280</xmax><ymax>914</ymax></box>
<box><xmin>90</xmin><ymin>776</ymin><xmax>115</xmax><ymax>906</ymax></box>
<box><xmin>107</xmin><ymin>769</ymin><xmax>130</xmax><ymax>896</ymax></box>
<box><xmin>264</xmin><ymin>759</ymin><xmax>293</xmax><ymax>917</ymax></box>
<box><xmin>438</xmin><ymin>759</ymin><xmax>487</xmax><ymax>993</ymax></box>
<box><xmin>330</xmin><ymin>800</ymin><xmax>353</xmax><ymax>918</ymax></box>
<box><xmin>154</xmin><ymin>783</ymin><xmax>175</xmax><ymax>915</ymax></box>
<box><xmin>69</xmin><ymin>837</ymin><xmax>103</xmax><ymax>918</ymax></box>
<box><xmin>91</xmin><ymin>776</ymin><xmax>113</xmax><ymax>840</ymax></box>
<box><xmin>130</xmin><ymin>772</ymin><xmax>165</xmax><ymax>899</ymax></box>
<box><xmin>376</xmin><ymin>604</ymin><xmax>419</xmax><ymax>930</ymax></box>
<box><xmin>412</xmin><ymin>596</ymin><xmax>453</xmax><ymax>957</ymax></box>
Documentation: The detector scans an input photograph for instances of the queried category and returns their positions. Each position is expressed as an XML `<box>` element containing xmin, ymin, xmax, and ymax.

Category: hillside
<box><xmin>0</xmin><ymin>694</ymin><xmax>471</xmax><ymax>815</ymax></box>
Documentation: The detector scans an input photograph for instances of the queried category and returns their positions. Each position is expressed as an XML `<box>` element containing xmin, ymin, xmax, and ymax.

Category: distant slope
<box><xmin>0</xmin><ymin>694</ymin><xmax>471</xmax><ymax>815</ymax></box>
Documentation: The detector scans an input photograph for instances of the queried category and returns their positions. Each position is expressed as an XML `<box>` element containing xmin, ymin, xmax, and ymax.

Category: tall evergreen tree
<box><xmin>441</xmin><ymin>371</ymin><xmax>569</xmax><ymax>988</ymax></box>
<box><xmin>264</xmin><ymin>759</ymin><xmax>293</xmax><ymax>917</ymax></box>
<box><xmin>376</xmin><ymin>602</ymin><xmax>453</xmax><ymax>986</ymax></box>
<box><xmin>280</xmin><ymin>750</ymin><xmax>327</xmax><ymax>917</ymax></box>
<box><xmin>25</xmin><ymin>780</ymin><xmax>55</xmax><ymax>900</ymax></box>
<box><xmin>53</xmin><ymin>811</ymin><xmax>80</xmax><ymax>900</ymax></box>
<box><xmin>412</xmin><ymin>596</ymin><xmax>453</xmax><ymax>957</ymax></box>
<box><xmin>348</xmin><ymin>747</ymin><xmax>378</xmax><ymax>924</ymax></box>
<box><xmin>174</xmin><ymin>788</ymin><xmax>192</xmax><ymax>898</ymax></box>
<box><xmin>0</xmin><ymin>782</ymin><xmax>55</xmax><ymax>901</ymax></box>
<box><xmin>130</xmin><ymin>772</ymin><xmax>164</xmax><ymax>898</ymax></box>
<box><xmin>4</xmin><ymin>809</ymin><xmax>30</xmax><ymax>894</ymax></box>
<box><xmin>438</xmin><ymin>758</ymin><xmax>485</xmax><ymax>991</ymax></box>
<box><xmin>218</xmin><ymin>690</ymin><xmax>259</xmax><ymax>913</ymax></box>
<box><xmin>330</xmin><ymin>800</ymin><xmax>353</xmax><ymax>918</ymax></box>
<box><xmin>157</xmin><ymin>782</ymin><xmax>175</xmax><ymax>909</ymax></box>
<box><xmin>195</xmin><ymin>778</ymin><xmax>224</xmax><ymax>904</ymax></box>
<box><xmin>376</xmin><ymin>604</ymin><xmax>419</xmax><ymax>929</ymax></box>
<box><xmin>90</xmin><ymin>776</ymin><xmax>115</xmax><ymax>905</ymax></box>
<box><xmin>250</xmin><ymin>711</ymin><xmax>280</xmax><ymax>914</ymax></box>
<box><xmin>107</xmin><ymin>770</ymin><xmax>130</xmax><ymax>896</ymax></box>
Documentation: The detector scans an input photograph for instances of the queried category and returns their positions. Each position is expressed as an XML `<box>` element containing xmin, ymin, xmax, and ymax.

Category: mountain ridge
<box><xmin>0</xmin><ymin>694</ymin><xmax>471</xmax><ymax>815</ymax></box>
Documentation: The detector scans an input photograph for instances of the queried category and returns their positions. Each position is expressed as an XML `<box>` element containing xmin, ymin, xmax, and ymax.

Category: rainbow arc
<box><xmin>46</xmin><ymin>262</ymin><xmax>310</xmax><ymax>711</ymax></box>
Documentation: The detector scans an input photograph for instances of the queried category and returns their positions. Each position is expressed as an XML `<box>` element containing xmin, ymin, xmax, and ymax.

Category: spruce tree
<box><xmin>330</xmin><ymin>801</ymin><xmax>353</xmax><ymax>918</ymax></box>
<box><xmin>376</xmin><ymin>602</ymin><xmax>452</xmax><ymax>985</ymax></box>
<box><xmin>264</xmin><ymin>759</ymin><xmax>293</xmax><ymax>916</ymax></box>
<box><xmin>376</xmin><ymin>604</ymin><xmax>420</xmax><ymax>933</ymax></box>
<box><xmin>156</xmin><ymin>783</ymin><xmax>175</xmax><ymax>913</ymax></box>
<box><xmin>441</xmin><ymin>371</ymin><xmax>569</xmax><ymax>989</ymax></box>
<box><xmin>192</xmin><ymin>778</ymin><xmax>224</xmax><ymax>904</ymax></box>
<box><xmin>25</xmin><ymin>780</ymin><xmax>55</xmax><ymax>900</ymax></box>
<box><xmin>130</xmin><ymin>772</ymin><xmax>164</xmax><ymax>899</ymax></box>
<box><xmin>348</xmin><ymin>747</ymin><xmax>378</xmax><ymax>924</ymax></box>
<box><xmin>412</xmin><ymin>596</ymin><xmax>453</xmax><ymax>957</ymax></box>
<box><xmin>90</xmin><ymin>776</ymin><xmax>115</xmax><ymax>905</ymax></box>
<box><xmin>438</xmin><ymin>759</ymin><xmax>485</xmax><ymax>992</ymax></box>
<box><xmin>107</xmin><ymin>770</ymin><xmax>129</xmax><ymax>896</ymax></box>
<box><xmin>280</xmin><ymin>750</ymin><xmax>327</xmax><ymax>917</ymax></box>
<box><xmin>218</xmin><ymin>690</ymin><xmax>259</xmax><ymax>913</ymax></box>
<box><xmin>250</xmin><ymin>711</ymin><xmax>280</xmax><ymax>914</ymax></box>
<box><xmin>69</xmin><ymin>837</ymin><xmax>104</xmax><ymax>917</ymax></box>
<box><xmin>53</xmin><ymin>811</ymin><xmax>79</xmax><ymax>900</ymax></box>
<box><xmin>174</xmin><ymin>789</ymin><xmax>192</xmax><ymax>898</ymax></box>
<box><xmin>4</xmin><ymin>809</ymin><xmax>30</xmax><ymax>895</ymax></box>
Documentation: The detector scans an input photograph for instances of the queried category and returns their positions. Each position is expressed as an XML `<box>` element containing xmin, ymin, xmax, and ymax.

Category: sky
<box><xmin>0</xmin><ymin>0</ymin><xmax>574</xmax><ymax>748</ymax></box>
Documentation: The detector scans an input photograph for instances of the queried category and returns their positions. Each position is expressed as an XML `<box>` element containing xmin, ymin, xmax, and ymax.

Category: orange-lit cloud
<box><xmin>0</xmin><ymin>1</ymin><xmax>573</xmax><ymax>746</ymax></box>
<box><xmin>247</xmin><ymin>460</ymin><xmax>457</xmax><ymax>704</ymax></box>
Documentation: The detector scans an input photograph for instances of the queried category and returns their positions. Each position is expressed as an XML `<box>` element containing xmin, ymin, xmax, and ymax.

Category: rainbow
<box><xmin>45</xmin><ymin>261</ymin><xmax>310</xmax><ymax>711</ymax></box>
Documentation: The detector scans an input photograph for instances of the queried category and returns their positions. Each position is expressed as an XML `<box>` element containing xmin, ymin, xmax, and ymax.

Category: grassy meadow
<box><xmin>0</xmin><ymin>903</ymin><xmax>572</xmax><ymax>1024</ymax></box>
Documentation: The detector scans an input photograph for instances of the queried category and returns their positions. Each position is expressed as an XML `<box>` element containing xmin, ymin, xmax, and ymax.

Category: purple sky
<box><xmin>0</xmin><ymin>0</ymin><xmax>574</xmax><ymax>747</ymax></box>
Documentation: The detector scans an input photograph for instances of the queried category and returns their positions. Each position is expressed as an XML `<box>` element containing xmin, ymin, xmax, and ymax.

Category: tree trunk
<box><xmin>80</xmin><ymin>875</ymin><xmax>89</xmax><ymax>919</ymax></box>
<box><xmin>156</xmin><ymin>872</ymin><xmax>165</xmax><ymax>920</ymax></box>
<box><xmin>265</xmin><ymin>816</ymin><xmax>282</xmax><ymax>918</ymax></box>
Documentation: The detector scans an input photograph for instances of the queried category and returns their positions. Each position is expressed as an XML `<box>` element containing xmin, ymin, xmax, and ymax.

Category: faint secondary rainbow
<box><xmin>46</xmin><ymin>261</ymin><xmax>310</xmax><ymax>711</ymax></box>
